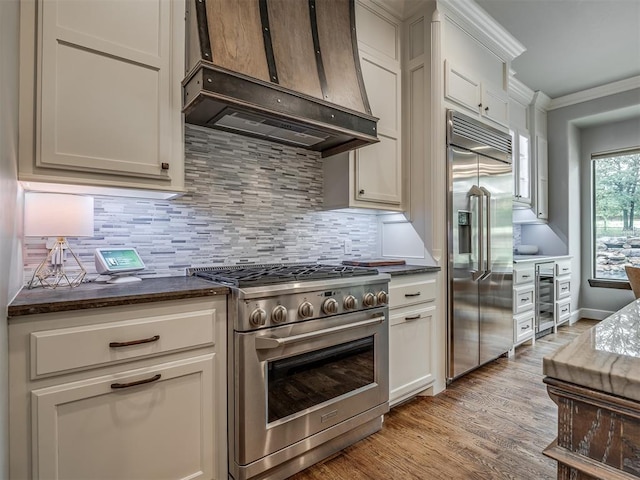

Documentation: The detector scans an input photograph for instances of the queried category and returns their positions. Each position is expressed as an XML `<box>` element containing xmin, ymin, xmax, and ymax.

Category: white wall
<box><xmin>547</xmin><ymin>87</ymin><xmax>640</xmax><ymax>315</ymax></box>
<box><xmin>579</xmin><ymin>116</ymin><xmax>640</xmax><ymax>312</ymax></box>
<box><xmin>0</xmin><ymin>0</ymin><xmax>23</xmax><ymax>475</ymax></box>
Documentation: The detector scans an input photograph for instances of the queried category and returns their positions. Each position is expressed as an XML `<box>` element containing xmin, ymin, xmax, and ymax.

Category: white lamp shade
<box><xmin>24</xmin><ymin>193</ymin><xmax>94</xmax><ymax>237</ymax></box>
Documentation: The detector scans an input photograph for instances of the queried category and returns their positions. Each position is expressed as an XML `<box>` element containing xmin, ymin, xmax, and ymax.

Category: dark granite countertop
<box><xmin>8</xmin><ymin>276</ymin><xmax>229</xmax><ymax>318</ymax></box>
<box><xmin>376</xmin><ymin>264</ymin><xmax>441</xmax><ymax>276</ymax></box>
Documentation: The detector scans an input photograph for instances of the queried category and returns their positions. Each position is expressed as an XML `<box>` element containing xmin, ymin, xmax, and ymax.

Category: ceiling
<box><xmin>474</xmin><ymin>0</ymin><xmax>640</xmax><ymax>99</ymax></box>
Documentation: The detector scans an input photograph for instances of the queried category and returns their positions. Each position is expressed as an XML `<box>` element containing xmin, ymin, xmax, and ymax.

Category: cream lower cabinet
<box><xmin>388</xmin><ymin>273</ymin><xmax>438</xmax><ymax>406</ymax></box>
<box><xmin>9</xmin><ymin>296</ymin><xmax>226</xmax><ymax>480</ymax></box>
<box><xmin>513</xmin><ymin>263</ymin><xmax>535</xmax><ymax>346</ymax></box>
<box><xmin>555</xmin><ymin>259</ymin><xmax>572</xmax><ymax>328</ymax></box>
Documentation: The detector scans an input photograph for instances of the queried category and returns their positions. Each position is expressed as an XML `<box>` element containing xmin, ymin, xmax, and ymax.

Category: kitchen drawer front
<box><xmin>556</xmin><ymin>299</ymin><xmax>571</xmax><ymax>325</ymax></box>
<box><xmin>513</xmin><ymin>285</ymin><xmax>534</xmax><ymax>314</ymax></box>
<box><xmin>514</xmin><ymin>311</ymin><xmax>534</xmax><ymax>344</ymax></box>
<box><xmin>514</xmin><ymin>266</ymin><xmax>535</xmax><ymax>285</ymax></box>
<box><xmin>389</xmin><ymin>304</ymin><xmax>436</xmax><ymax>327</ymax></box>
<box><xmin>31</xmin><ymin>309</ymin><xmax>216</xmax><ymax>378</ymax></box>
<box><xmin>556</xmin><ymin>277</ymin><xmax>571</xmax><ymax>300</ymax></box>
<box><xmin>556</xmin><ymin>260</ymin><xmax>571</xmax><ymax>276</ymax></box>
<box><xmin>389</xmin><ymin>276</ymin><xmax>436</xmax><ymax>309</ymax></box>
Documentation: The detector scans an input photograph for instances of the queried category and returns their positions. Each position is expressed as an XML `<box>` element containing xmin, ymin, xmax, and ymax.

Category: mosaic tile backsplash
<box><xmin>23</xmin><ymin>125</ymin><xmax>380</xmax><ymax>282</ymax></box>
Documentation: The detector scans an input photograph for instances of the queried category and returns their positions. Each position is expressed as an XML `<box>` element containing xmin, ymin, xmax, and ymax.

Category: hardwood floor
<box><xmin>290</xmin><ymin>319</ymin><xmax>599</xmax><ymax>480</ymax></box>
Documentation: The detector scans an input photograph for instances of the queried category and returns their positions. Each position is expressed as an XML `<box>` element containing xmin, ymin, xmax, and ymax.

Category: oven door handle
<box><xmin>254</xmin><ymin>314</ymin><xmax>385</xmax><ymax>350</ymax></box>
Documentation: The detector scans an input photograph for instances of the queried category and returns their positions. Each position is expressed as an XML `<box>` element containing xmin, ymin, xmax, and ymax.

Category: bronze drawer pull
<box><xmin>111</xmin><ymin>374</ymin><xmax>161</xmax><ymax>390</ymax></box>
<box><xmin>109</xmin><ymin>335</ymin><xmax>160</xmax><ymax>348</ymax></box>
<box><xmin>405</xmin><ymin>314</ymin><xmax>421</xmax><ymax>321</ymax></box>
<box><xmin>404</xmin><ymin>292</ymin><xmax>421</xmax><ymax>297</ymax></box>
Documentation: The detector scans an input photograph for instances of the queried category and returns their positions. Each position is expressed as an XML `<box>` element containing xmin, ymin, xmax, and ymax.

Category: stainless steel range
<box><xmin>190</xmin><ymin>264</ymin><xmax>390</xmax><ymax>480</ymax></box>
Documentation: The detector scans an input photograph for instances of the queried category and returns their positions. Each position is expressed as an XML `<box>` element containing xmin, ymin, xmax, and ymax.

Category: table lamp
<box><xmin>24</xmin><ymin>192</ymin><xmax>94</xmax><ymax>289</ymax></box>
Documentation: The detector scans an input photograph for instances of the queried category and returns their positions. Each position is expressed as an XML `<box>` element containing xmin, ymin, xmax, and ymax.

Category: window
<box><xmin>592</xmin><ymin>148</ymin><xmax>640</xmax><ymax>280</ymax></box>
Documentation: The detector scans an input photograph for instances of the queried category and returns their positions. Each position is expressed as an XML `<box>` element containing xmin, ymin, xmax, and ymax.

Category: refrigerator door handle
<box><xmin>468</xmin><ymin>185</ymin><xmax>484</xmax><ymax>281</ymax></box>
<box><xmin>479</xmin><ymin>186</ymin><xmax>492</xmax><ymax>280</ymax></box>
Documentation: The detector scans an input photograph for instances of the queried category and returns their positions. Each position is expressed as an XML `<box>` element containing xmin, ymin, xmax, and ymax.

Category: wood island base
<box><xmin>543</xmin><ymin>377</ymin><xmax>640</xmax><ymax>480</ymax></box>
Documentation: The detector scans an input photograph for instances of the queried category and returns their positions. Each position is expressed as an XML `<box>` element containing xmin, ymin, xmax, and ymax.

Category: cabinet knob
<box><xmin>484</xmin><ymin>106</ymin><xmax>489</xmax><ymax>112</ymax></box>
<box><xmin>161</xmin><ymin>162</ymin><xmax>170</xmax><ymax>170</ymax></box>
<box><xmin>478</xmin><ymin>103</ymin><xmax>482</xmax><ymax>108</ymax></box>
<box><xmin>359</xmin><ymin>189</ymin><xmax>365</xmax><ymax>195</ymax></box>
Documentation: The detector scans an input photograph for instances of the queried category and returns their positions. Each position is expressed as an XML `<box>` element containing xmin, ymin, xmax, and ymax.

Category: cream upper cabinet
<box><xmin>442</xmin><ymin>17</ymin><xmax>510</xmax><ymax>129</ymax></box>
<box><xmin>511</xmin><ymin>129</ymin><xmax>532</xmax><ymax>205</ymax></box>
<box><xmin>18</xmin><ymin>0</ymin><xmax>185</xmax><ymax>193</ymax></box>
<box><xmin>323</xmin><ymin>0</ymin><xmax>403</xmax><ymax>212</ymax></box>
<box><xmin>536</xmin><ymin>136</ymin><xmax>549</xmax><ymax>220</ymax></box>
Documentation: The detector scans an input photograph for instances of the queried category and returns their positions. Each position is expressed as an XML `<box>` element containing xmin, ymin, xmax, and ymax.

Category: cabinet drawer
<box><xmin>556</xmin><ymin>277</ymin><xmax>571</xmax><ymax>300</ymax></box>
<box><xmin>389</xmin><ymin>278</ymin><xmax>436</xmax><ymax>309</ymax></box>
<box><xmin>514</xmin><ymin>266</ymin><xmax>535</xmax><ymax>285</ymax></box>
<box><xmin>514</xmin><ymin>311</ymin><xmax>534</xmax><ymax>344</ymax></box>
<box><xmin>556</xmin><ymin>299</ymin><xmax>571</xmax><ymax>325</ymax></box>
<box><xmin>31</xmin><ymin>309</ymin><xmax>216</xmax><ymax>378</ymax></box>
<box><xmin>556</xmin><ymin>260</ymin><xmax>571</xmax><ymax>276</ymax></box>
<box><xmin>513</xmin><ymin>285</ymin><xmax>534</xmax><ymax>314</ymax></box>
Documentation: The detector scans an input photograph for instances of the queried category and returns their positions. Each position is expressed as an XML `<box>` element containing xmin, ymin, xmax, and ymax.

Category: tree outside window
<box><xmin>593</xmin><ymin>149</ymin><xmax>640</xmax><ymax>280</ymax></box>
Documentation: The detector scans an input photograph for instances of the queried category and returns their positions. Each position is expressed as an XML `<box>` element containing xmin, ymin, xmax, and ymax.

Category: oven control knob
<box><xmin>271</xmin><ymin>305</ymin><xmax>287</xmax><ymax>323</ymax></box>
<box><xmin>363</xmin><ymin>292</ymin><xmax>376</xmax><ymax>308</ymax></box>
<box><xmin>322</xmin><ymin>298</ymin><xmax>339</xmax><ymax>315</ymax></box>
<box><xmin>249</xmin><ymin>308</ymin><xmax>267</xmax><ymax>326</ymax></box>
<box><xmin>298</xmin><ymin>301</ymin><xmax>314</xmax><ymax>319</ymax></box>
<box><xmin>343</xmin><ymin>295</ymin><xmax>358</xmax><ymax>310</ymax></box>
<box><xmin>376</xmin><ymin>291</ymin><xmax>388</xmax><ymax>305</ymax></box>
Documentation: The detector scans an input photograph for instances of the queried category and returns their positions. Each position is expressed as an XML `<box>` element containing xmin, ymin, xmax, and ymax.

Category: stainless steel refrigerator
<box><xmin>446</xmin><ymin>110</ymin><xmax>513</xmax><ymax>382</ymax></box>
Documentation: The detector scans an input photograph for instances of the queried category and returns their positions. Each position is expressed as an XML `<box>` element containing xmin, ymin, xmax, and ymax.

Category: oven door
<box><xmin>233</xmin><ymin>306</ymin><xmax>389</xmax><ymax>467</ymax></box>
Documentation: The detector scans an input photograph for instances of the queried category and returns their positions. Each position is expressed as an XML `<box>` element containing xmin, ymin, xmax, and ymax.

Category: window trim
<box><xmin>591</xmin><ymin>146</ymin><xmax>640</xmax><ymax>281</ymax></box>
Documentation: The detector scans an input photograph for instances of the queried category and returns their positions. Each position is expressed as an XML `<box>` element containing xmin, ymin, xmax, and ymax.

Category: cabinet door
<box><xmin>355</xmin><ymin>51</ymin><xmax>401</xmax><ymax>205</ymax></box>
<box><xmin>389</xmin><ymin>305</ymin><xmax>435</xmax><ymax>406</ymax></box>
<box><xmin>444</xmin><ymin>60</ymin><xmax>481</xmax><ymax>115</ymax></box>
<box><xmin>480</xmin><ymin>84</ymin><xmax>509</xmax><ymax>128</ymax></box>
<box><xmin>32</xmin><ymin>355</ymin><xmax>215</xmax><ymax>480</ymax></box>
<box><xmin>536</xmin><ymin>137</ymin><xmax>549</xmax><ymax>220</ymax></box>
<box><xmin>512</xmin><ymin>130</ymin><xmax>531</xmax><ymax>205</ymax></box>
<box><xmin>38</xmin><ymin>0</ymin><xmax>180</xmax><ymax>182</ymax></box>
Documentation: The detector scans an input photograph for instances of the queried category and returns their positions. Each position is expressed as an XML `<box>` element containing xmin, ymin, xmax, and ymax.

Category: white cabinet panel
<box><xmin>513</xmin><ymin>285</ymin><xmax>534</xmax><ymax>314</ymax></box>
<box><xmin>481</xmin><ymin>85</ymin><xmax>509</xmax><ymax>127</ymax></box>
<box><xmin>514</xmin><ymin>310</ymin><xmax>534</xmax><ymax>345</ymax></box>
<box><xmin>355</xmin><ymin>134</ymin><xmax>401</xmax><ymax>204</ymax></box>
<box><xmin>32</xmin><ymin>355</ymin><xmax>214</xmax><ymax>480</ymax></box>
<box><xmin>361</xmin><ymin>56</ymin><xmax>399</xmax><ymax>132</ymax></box>
<box><xmin>444</xmin><ymin>60</ymin><xmax>481</xmax><ymax>114</ymax></box>
<box><xmin>389</xmin><ymin>305</ymin><xmax>435</xmax><ymax>405</ymax></box>
<box><xmin>536</xmin><ymin>137</ymin><xmax>549</xmax><ymax>220</ymax></box>
<box><xmin>355</xmin><ymin>1</ymin><xmax>398</xmax><ymax>60</ymax></box>
<box><xmin>514</xmin><ymin>266</ymin><xmax>534</xmax><ymax>285</ymax></box>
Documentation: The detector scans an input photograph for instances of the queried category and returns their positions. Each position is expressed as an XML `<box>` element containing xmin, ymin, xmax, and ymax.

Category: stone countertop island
<box><xmin>542</xmin><ymin>300</ymin><xmax>640</xmax><ymax>479</ymax></box>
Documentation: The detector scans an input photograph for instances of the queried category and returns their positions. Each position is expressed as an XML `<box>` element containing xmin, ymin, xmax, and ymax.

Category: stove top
<box><xmin>192</xmin><ymin>264</ymin><xmax>379</xmax><ymax>288</ymax></box>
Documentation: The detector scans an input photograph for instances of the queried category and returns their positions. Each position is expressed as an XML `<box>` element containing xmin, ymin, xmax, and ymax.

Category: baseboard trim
<box><xmin>577</xmin><ymin>308</ymin><xmax>613</xmax><ymax>321</ymax></box>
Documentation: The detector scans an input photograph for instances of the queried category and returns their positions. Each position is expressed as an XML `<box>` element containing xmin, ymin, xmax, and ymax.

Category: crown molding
<box><xmin>531</xmin><ymin>90</ymin><xmax>552</xmax><ymax>112</ymax></box>
<box><xmin>548</xmin><ymin>76</ymin><xmax>640</xmax><ymax>110</ymax></box>
<box><xmin>437</xmin><ymin>0</ymin><xmax>526</xmax><ymax>61</ymax></box>
<box><xmin>509</xmin><ymin>77</ymin><xmax>535</xmax><ymax>105</ymax></box>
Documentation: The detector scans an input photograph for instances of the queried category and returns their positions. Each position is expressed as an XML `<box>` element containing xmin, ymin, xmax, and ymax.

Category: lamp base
<box><xmin>28</xmin><ymin>238</ymin><xmax>87</xmax><ymax>289</ymax></box>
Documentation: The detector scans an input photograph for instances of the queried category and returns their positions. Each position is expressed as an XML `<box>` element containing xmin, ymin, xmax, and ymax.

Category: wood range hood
<box><xmin>183</xmin><ymin>0</ymin><xmax>379</xmax><ymax>157</ymax></box>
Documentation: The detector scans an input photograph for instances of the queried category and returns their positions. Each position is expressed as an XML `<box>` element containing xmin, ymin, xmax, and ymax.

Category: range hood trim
<box><xmin>183</xmin><ymin>63</ymin><xmax>379</xmax><ymax>157</ymax></box>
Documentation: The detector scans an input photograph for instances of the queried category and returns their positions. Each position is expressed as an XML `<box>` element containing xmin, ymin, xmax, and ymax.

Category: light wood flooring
<box><xmin>290</xmin><ymin>319</ymin><xmax>599</xmax><ymax>480</ymax></box>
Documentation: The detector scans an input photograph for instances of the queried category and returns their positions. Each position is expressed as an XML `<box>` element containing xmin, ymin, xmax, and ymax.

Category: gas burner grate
<box><xmin>191</xmin><ymin>263</ymin><xmax>378</xmax><ymax>287</ymax></box>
